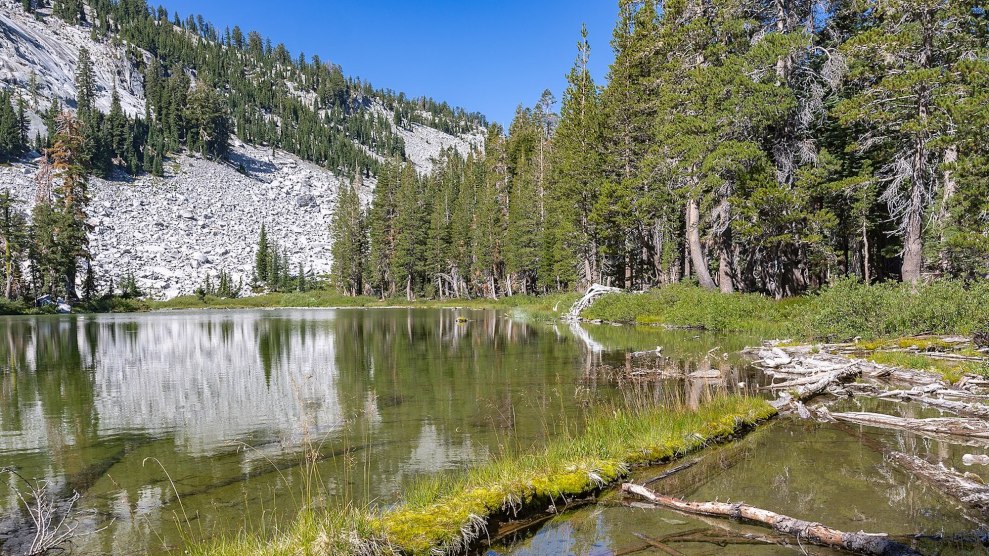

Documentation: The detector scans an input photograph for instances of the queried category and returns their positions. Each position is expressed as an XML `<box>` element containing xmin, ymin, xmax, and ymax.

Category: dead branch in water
<box><xmin>820</xmin><ymin>415</ymin><xmax>989</xmax><ymax>521</ymax></box>
<box><xmin>877</xmin><ymin>388</ymin><xmax>989</xmax><ymax>419</ymax></box>
<box><xmin>2</xmin><ymin>467</ymin><xmax>83</xmax><ymax>556</ymax></box>
<box><xmin>886</xmin><ymin>451</ymin><xmax>989</xmax><ymax>513</ymax></box>
<box><xmin>621</xmin><ymin>483</ymin><xmax>922</xmax><ymax>555</ymax></box>
<box><xmin>829</xmin><ymin>412</ymin><xmax>989</xmax><ymax>439</ymax></box>
<box><xmin>641</xmin><ymin>458</ymin><xmax>702</xmax><ymax>486</ymax></box>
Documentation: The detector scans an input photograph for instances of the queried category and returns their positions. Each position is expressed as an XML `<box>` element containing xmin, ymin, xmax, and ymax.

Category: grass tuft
<box><xmin>191</xmin><ymin>395</ymin><xmax>774</xmax><ymax>556</ymax></box>
<box><xmin>375</xmin><ymin>395</ymin><xmax>774</xmax><ymax>555</ymax></box>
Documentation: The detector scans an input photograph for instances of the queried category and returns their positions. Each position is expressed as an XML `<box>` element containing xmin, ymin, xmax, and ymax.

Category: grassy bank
<box><xmin>191</xmin><ymin>395</ymin><xmax>775</xmax><ymax>556</ymax></box>
<box><xmin>583</xmin><ymin>279</ymin><xmax>989</xmax><ymax>341</ymax></box>
<box><xmin>151</xmin><ymin>291</ymin><xmax>580</xmax><ymax>320</ymax></box>
<box><xmin>11</xmin><ymin>279</ymin><xmax>989</xmax><ymax>345</ymax></box>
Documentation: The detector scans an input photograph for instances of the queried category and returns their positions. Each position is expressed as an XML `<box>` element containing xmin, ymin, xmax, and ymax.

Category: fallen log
<box><xmin>621</xmin><ymin>483</ymin><xmax>921</xmax><ymax>555</ymax></box>
<box><xmin>879</xmin><ymin>390</ymin><xmax>989</xmax><ymax>419</ymax></box>
<box><xmin>830</xmin><ymin>412</ymin><xmax>989</xmax><ymax>439</ymax></box>
<box><xmin>824</xmin><ymin>414</ymin><xmax>989</xmax><ymax>520</ymax></box>
<box><xmin>886</xmin><ymin>451</ymin><xmax>989</xmax><ymax>513</ymax></box>
<box><xmin>763</xmin><ymin>363</ymin><xmax>857</xmax><ymax>390</ymax></box>
<box><xmin>769</xmin><ymin>364</ymin><xmax>862</xmax><ymax>410</ymax></box>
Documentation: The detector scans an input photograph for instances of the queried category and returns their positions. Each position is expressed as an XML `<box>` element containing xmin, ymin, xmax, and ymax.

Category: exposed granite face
<box><xmin>0</xmin><ymin>142</ymin><xmax>366</xmax><ymax>299</ymax></box>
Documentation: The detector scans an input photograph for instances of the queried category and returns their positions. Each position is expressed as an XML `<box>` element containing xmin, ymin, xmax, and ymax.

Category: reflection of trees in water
<box><xmin>255</xmin><ymin>318</ymin><xmax>296</xmax><ymax>385</ymax></box>
<box><xmin>327</xmin><ymin>309</ymin><xmax>584</xmax><ymax>482</ymax></box>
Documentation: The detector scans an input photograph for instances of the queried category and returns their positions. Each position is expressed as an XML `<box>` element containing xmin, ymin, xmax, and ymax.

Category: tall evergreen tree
<box><xmin>834</xmin><ymin>0</ymin><xmax>979</xmax><ymax>282</ymax></box>
<box><xmin>330</xmin><ymin>173</ymin><xmax>368</xmax><ymax>296</ymax></box>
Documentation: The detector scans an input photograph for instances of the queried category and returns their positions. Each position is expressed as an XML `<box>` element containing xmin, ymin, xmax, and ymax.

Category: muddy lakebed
<box><xmin>0</xmin><ymin>308</ymin><xmax>985</xmax><ymax>555</ymax></box>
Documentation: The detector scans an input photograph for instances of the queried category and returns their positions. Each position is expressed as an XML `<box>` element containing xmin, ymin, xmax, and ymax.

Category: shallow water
<box><xmin>491</xmin><ymin>401</ymin><xmax>989</xmax><ymax>556</ymax></box>
<box><xmin>0</xmin><ymin>308</ymin><xmax>758</xmax><ymax>555</ymax></box>
<box><xmin>1</xmin><ymin>309</ymin><xmax>981</xmax><ymax>555</ymax></box>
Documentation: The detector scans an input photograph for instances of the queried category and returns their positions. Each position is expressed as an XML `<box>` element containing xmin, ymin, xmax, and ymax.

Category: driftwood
<box><xmin>563</xmin><ymin>284</ymin><xmax>622</xmax><ymax>322</ymax></box>
<box><xmin>878</xmin><ymin>389</ymin><xmax>989</xmax><ymax>419</ymax></box>
<box><xmin>621</xmin><ymin>483</ymin><xmax>921</xmax><ymax>555</ymax></box>
<box><xmin>830</xmin><ymin>411</ymin><xmax>989</xmax><ymax>439</ymax></box>
<box><xmin>887</xmin><ymin>451</ymin><xmax>989</xmax><ymax>513</ymax></box>
<box><xmin>769</xmin><ymin>363</ymin><xmax>863</xmax><ymax>410</ymax></box>
<box><xmin>824</xmin><ymin>416</ymin><xmax>989</xmax><ymax>520</ymax></box>
<box><xmin>763</xmin><ymin>363</ymin><xmax>857</xmax><ymax>390</ymax></box>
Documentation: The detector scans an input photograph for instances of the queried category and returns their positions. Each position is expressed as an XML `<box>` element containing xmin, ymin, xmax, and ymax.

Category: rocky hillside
<box><xmin>0</xmin><ymin>0</ymin><xmax>485</xmax><ymax>298</ymax></box>
<box><xmin>2</xmin><ymin>142</ymin><xmax>352</xmax><ymax>298</ymax></box>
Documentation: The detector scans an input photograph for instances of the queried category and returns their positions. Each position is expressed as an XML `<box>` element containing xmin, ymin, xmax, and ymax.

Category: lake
<box><xmin>0</xmin><ymin>309</ymin><xmax>978</xmax><ymax>555</ymax></box>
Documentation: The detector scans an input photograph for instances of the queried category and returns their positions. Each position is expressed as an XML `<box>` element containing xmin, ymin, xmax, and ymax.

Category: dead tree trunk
<box><xmin>825</xmin><ymin>415</ymin><xmax>989</xmax><ymax>519</ymax></box>
<box><xmin>830</xmin><ymin>412</ymin><xmax>989</xmax><ymax>439</ymax></box>
<box><xmin>686</xmin><ymin>198</ymin><xmax>716</xmax><ymax>289</ymax></box>
<box><xmin>564</xmin><ymin>284</ymin><xmax>622</xmax><ymax>322</ymax></box>
<box><xmin>621</xmin><ymin>483</ymin><xmax>921</xmax><ymax>556</ymax></box>
<box><xmin>887</xmin><ymin>451</ymin><xmax>989</xmax><ymax>514</ymax></box>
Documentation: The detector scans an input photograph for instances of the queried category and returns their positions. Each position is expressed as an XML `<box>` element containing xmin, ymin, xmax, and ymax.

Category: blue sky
<box><xmin>161</xmin><ymin>1</ymin><xmax>618</xmax><ymax>125</ymax></box>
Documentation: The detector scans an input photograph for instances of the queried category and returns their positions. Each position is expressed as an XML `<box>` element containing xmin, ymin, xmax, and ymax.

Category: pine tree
<box><xmin>330</xmin><ymin>174</ymin><xmax>368</xmax><ymax>295</ymax></box>
<box><xmin>255</xmin><ymin>223</ymin><xmax>270</xmax><ymax>285</ymax></box>
<box><xmin>391</xmin><ymin>164</ymin><xmax>426</xmax><ymax>300</ymax></box>
<box><xmin>0</xmin><ymin>91</ymin><xmax>25</xmax><ymax>160</ymax></box>
<box><xmin>367</xmin><ymin>161</ymin><xmax>398</xmax><ymax>296</ymax></box>
<box><xmin>186</xmin><ymin>84</ymin><xmax>230</xmax><ymax>159</ymax></box>
<box><xmin>834</xmin><ymin>0</ymin><xmax>978</xmax><ymax>282</ymax></box>
<box><xmin>31</xmin><ymin>112</ymin><xmax>90</xmax><ymax>300</ymax></box>
<box><xmin>75</xmin><ymin>47</ymin><xmax>95</xmax><ymax>117</ymax></box>
<box><xmin>0</xmin><ymin>192</ymin><xmax>28</xmax><ymax>299</ymax></box>
<box><xmin>547</xmin><ymin>25</ymin><xmax>603</xmax><ymax>288</ymax></box>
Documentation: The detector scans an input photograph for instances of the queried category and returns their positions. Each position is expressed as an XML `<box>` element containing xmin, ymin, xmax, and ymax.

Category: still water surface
<box><xmin>0</xmin><ymin>309</ymin><xmax>979</xmax><ymax>555</ymax></box>
<box><xmin>0</xmin><ymin>308</ymin><xmax>757</xmax><ymax>554</ymax></box>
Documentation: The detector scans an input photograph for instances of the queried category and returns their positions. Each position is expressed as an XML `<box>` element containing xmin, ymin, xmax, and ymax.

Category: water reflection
<box><xmin>0</xmin><ymin>309</ymin><xmax>765</xmax><ymax>555</ymax></box>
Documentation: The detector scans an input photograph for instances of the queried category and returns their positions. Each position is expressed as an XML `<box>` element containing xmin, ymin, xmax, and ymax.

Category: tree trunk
<box><xmin>718</xmin><ymin>244</ymin><xmax>734</xmax><ymax>294</ymax></box>
<box><xmin>936</xmin><ymin>144</ymin><xmax>958</xmax><ymax>273</ymax></box>
<box><xmin>901</xmin><ymin>145</ymin><xmax>926</xmax><ymax>284</ymax></box>
<box><xmin>862</xmin><ymin>221</ymin><xmax>871</xmax><ymax>285</ymax></box>
<box><xmin>65</xmin><ymin>266</ymin><xmax>79</xmax><ymax>301</ymax></box>
<box><xmin>686</xmin><ymin>198</ymin><xmax>716</xmax><ymax>289</ymax></box>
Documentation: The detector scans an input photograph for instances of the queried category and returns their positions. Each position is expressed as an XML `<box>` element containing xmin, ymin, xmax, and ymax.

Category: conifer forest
<box><xmin>332</xmin><ymin>1</ymin><xmax>989</xmax><ymax>300</ymax></box>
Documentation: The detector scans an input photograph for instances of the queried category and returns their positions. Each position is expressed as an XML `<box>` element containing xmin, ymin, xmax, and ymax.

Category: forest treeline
<box><xmin>1</xmin><ymin>0</ymin><xmax>486</xmax><ymax>303</ymax></box>
<box><xmin>7</xmin><ymin>0</ymin><xmax>485</xmax><ymax>178</ymax></box>
<box><xmin>332</xmin><ymin>0</ymin><xmax>989</xmax><ymax>300</ymax></box>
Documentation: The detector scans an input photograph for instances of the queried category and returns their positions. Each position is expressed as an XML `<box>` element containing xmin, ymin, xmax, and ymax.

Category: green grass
<box><xmin>191</xmin><ymin>395</ymin><xmax>775</xmax><ymax>556</ymax></box>
<box><xmin>20</xmin><ymin>279</ymin><xmax>989</xmax><ymax>345</ymax></box>
<box><xmin>582</xmin><ymin>279</ymin><xmax>989</xmax><ymax>342</ymax></box>
<box><xmin>582</xmin><ymin>283</ymin><xmax>806</xmax><ymax>335</ymax></box>
<box><xmin>151</xmin><ymin>291</ymin><xmax>580</xmax><ymax>321</ymax></box>
<box><xmin>803</xmin><ymin>278</ymin><xmax>989</xmax><ymax>341</ymax></box>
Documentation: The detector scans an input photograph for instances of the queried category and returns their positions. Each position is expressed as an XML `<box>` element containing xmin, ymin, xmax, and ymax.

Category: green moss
<box><xmin>375</xmin><ymin>395</ymin><xmax>775</xmax><ymax>555</ymax></box>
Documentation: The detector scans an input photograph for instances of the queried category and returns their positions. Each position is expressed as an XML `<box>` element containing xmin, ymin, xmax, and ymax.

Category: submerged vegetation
<box><xmin>191</xmin><ymin>395</ymin><xmax>775</xmax><ymax>556</ymax></box>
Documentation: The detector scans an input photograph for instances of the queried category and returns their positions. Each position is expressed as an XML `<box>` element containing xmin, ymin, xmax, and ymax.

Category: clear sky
<box><xmin>160</xmin><ymin>1</ymin><xmax>618</xmax><ymax>126</ymax></box>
